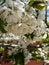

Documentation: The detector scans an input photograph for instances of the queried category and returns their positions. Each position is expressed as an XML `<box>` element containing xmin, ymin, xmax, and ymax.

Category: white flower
<box><xmin>18</xmin><ymin>23</ymin><xmax>22</xmax><ymax>27</ymax></box>
<box><xmin>40</xmin><ymin>52</ymin><xmax>45</xmax><ymax>56</ymax></box>
<box><xmin>43</xmin><ymin>33</ymin><xmax>47</xmax><ymax>39</ymax></box>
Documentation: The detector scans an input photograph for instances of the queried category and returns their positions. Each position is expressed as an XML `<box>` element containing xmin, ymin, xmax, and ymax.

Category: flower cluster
<box><xmin>0</xmin><ymin>33</ymin><xmax>31</xmax><ymax>65</ymax></box>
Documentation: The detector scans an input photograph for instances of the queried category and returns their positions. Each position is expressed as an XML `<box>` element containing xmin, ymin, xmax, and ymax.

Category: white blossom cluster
<box><xmin>0</xmin><ymin>33</ymin><xmax>31</xmax><ymax>64</ymax></box>
<box><xmin>0</xmin><ymin>0</ymin><xmax>49</xmax><ymax>64</ymax></box>
<box><xmin>6</xmin><ymin>34</ymin><xmax>31</xmax><ymax>64</ymax></box>
<box><xmin>0</xmin><ymin>0</ymin><xmax>49</xmax><ymax>42</ymax></box>
<box><xmin>38</xmin><ymin>45</ymin><xmax>49</xmax><ymax>64</ymax></box>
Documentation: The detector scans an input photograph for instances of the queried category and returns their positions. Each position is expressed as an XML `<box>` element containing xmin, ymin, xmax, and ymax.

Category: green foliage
<box><xmin>14</xmin><ymin>49</ymin><xmax>25</xmax><ymax>65</ymax></box>
<box><xmin>28</xmin><ymin>0</ymin><xmax>34</xmax><ymax>6</ymax></box>
<box><xmin>40</xmin><ymin>38</ymin><xmax>49</xmax><ymax>44</ymax></box>
<box><xmin>0</xmin><ymin>18</ymin><xmax>7</xmax><ymax>33</ymax></box>
<box><xmin>32</xmin><ymin>48</ymin><xmax>43</xmax><ymax>62</ymax></box>
<box><xmin>20</xmin><ymin>0</ymin><xmax>24</xmax><ymax>2</ymax></box>
<box><xmin>0</xmin><ymin>47</ymin><xmax>4</xmax><ymax>54</ymax></box>
<box><xmin>24</xmin><ymin>31</ymin><xmax>35</xmax><ymax>40</ymax></box>
<box><xmin>28</xmin><ymin>1</ymin><xmax>45</xmax><ymax>10</ymax></box>
<box><xmin>5</xmin><ymin>48</ymin><xmax>25</xmax><ymax>65</ymax></box>
<box><xmin>47</xmin><ymin>21</ymin><xmax>49</xmax><ymax>25</ymax></box>
<box><xmin>46</xmin><ymin>54</ymin><xmax>49</xmax><ymax>60</ymax></box>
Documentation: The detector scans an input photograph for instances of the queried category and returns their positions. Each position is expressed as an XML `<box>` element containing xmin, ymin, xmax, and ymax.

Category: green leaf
<box><xmin>0</xmin><ymin>47</ymin><xmax>4</xmax><ymax>53</ymax></box>
<box><xmin>28</xmin><ymin>0</ymin><xmax>34</xmax><ymax>6</ymax></box>
<box><xmin>0</xmin><ymin>18</ymin><xmax>7</xmax><ymax>33</ymax></box>
<box><xmin>28</xmin><ymin>1</ymin><xmax>45</xmax><ymax>10</ymax></box>
<box><xmin>14</xmin><ymin>49</ymin><xmax>25</xmax><ymax>65</ymax></box>
<box><xmin>24</xmin><ymin>31</ymin><xmax>35</xmax><ymax>40</ymax></box>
